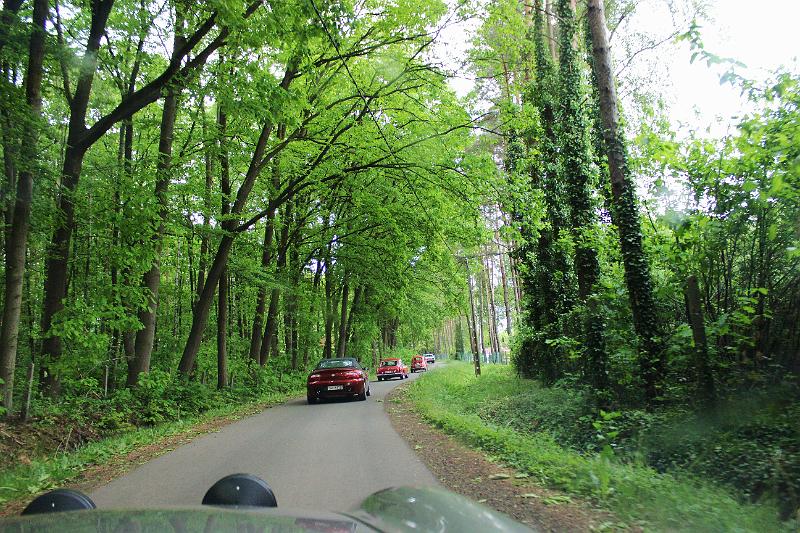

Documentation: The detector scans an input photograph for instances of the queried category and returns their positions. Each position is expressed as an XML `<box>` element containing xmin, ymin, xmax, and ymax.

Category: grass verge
<box><xmin>408</xmin><ymin>362</ymin><xmax>794</xmax><ymax>532</ymax></box>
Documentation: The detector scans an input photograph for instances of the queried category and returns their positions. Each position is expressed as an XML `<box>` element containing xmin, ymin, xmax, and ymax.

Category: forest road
<box><xmin>89</xmin><ymin>370</ymin><xmax>438</xmax><ymax>511</ymax></box>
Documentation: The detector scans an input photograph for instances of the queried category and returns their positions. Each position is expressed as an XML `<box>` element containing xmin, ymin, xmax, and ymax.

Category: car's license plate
<box><xmin>327</xmin><ymin>385</ymin><xmax>343</xmax><ymax>390</ymax></box>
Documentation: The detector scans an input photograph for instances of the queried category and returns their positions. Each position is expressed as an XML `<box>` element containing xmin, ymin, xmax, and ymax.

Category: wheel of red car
<box><xmin>307</xmin><ymin>394</ymin><xmax>317</xmax><ymax>404</ymax></box>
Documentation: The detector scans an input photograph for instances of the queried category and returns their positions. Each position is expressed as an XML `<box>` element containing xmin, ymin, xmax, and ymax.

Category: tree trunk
<box><xmin>322</xmin><ymin>245</ymin><xmax>335</xmax><ymax>359</ymax></box>
<box><xmin>335</xmin><ymin>273</ymin><xmax>350</xmax><ymax>359</ymax></box>
<box><xmin>685</xmin><ymin>275</ymin><xmax>715</xmax><ymax>406</ymax></box>
<box><xmin>557</xmin><ymin>0</ymin><xmax>608</xmax><ymax>391</ymax></box>
<box><xmin>179</xmin><ymin>120</ymin><xmax>275</xmax><ymax>375</ymax></box>
<box><xmin>485</xmin><ymin>252</ymin><xmax>501</xmax><ymax>359</ymax></box>
<box><xmin>40</xmin><ymin>0</ymin><xmax>115</xmax><ymax>395</ymax></box>
<box><xmin>0</xmin><ymin>0</ymin><xmax>47</xmax><ymax>413</ymax></box>
<box><xmin>216</xmin><ymin>95</ymin><xmax>231</xmax><ymax>389</ymax></box>
<box><xmin>260</xmin><ymin>200</ymin><xmax>291</xmax><ymax>366</ymax></box>
<box><xmin>496</xmin><ymin>230</ymin><xmax>512</xmax><ymax>335</ymax></box>
<box><xmin>177</xmin><ymin>63</ymin><xmax>297</xmax><ymax>375</ymax></box>
<box><xmin>343</xmin><ymin>285</ymin><xmax>362</xmax><ymax>357</ymax></box>
<box><xmin>128</xmin><ymin>18</ymin><xmax>185</xmax><ymax>386</ymax></box>
<box><xmin>465</xmin><ymin>259</ymin><xmax>481</xmax><ymax>376</ymax></box>
<box><xmin>0</xmin><ymin>0</ymin><xmax>24</xmax><ymax>56</ymax></box>
<box><xmin>248</xmin><ymin>217</ymin><xmax>275</xmax><ymax>362</ymax></box>
<box><xmin>217</xmin><ymin>270</ymin><xmax>228</xmax><ymax>389</ymax></box>
<box><xmin>196</xmin><ymin>98</ymin><xmax>214</xmax><ymax>304</ymax></box>
<box><xmin>587</xmin><ymin>0</ymin><xmax>664</xmax><ymax>403</ymax></box>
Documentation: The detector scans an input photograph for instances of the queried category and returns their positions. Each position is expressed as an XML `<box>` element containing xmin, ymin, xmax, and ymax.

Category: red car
<box><xmin>307</xmin><ymin>358</ymin><xmax>370</xmax><ymax>404</ymax></box>
<box><xmin>410</xmin><ymin>355</ymin><xmax>427</xmax><ymax>373</ymax></box>
<box><xmin>377</xmin><ymin>358</ymin><xmax>408</xmax><ymax>381</ymax></box>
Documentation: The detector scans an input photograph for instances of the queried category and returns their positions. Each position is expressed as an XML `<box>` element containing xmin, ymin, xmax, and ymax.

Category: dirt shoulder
<box><xmin>385</xmin><ymin>384</ymin><xmax>624</xmax><ymax>532</ymax></box>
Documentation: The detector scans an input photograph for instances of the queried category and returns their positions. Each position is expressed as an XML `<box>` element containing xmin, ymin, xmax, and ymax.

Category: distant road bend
<box><xmin>90</xmin><ymin>371</ymin><xmax>437</xmax><ymax>510</ymax></box>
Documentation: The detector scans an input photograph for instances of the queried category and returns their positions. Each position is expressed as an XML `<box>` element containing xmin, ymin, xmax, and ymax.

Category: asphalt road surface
<box><xmin>90</xmin><ymin>369</ymin><xmax>439</xmax><ymax>511</ymax></box>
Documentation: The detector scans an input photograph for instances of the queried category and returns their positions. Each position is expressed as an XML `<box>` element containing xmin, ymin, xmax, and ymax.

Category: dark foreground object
<box><xmin>4</xmin><ymin>475</ymin><xmax>534</xmax><ymax>532</ymax></box>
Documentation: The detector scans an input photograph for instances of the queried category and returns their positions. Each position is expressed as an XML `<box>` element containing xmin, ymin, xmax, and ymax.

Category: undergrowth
<box><xmin>407</xmin><ymin>363</ymin><xmax>796</xmax><ymax>531</ymax></box>
<box><xmin>0</xmin><ymin>368</ymin><xmax>306</xmax><ymax>507</ymax></box>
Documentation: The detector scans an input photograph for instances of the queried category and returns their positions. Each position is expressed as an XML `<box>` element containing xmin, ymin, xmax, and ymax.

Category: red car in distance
<box><xmin>410</xmin><ymin>355</ymin><xmax>427</xmax><ymax>373</ymax></box>
<box><xmin>377</xmin><ymin>358</ymin><xmax>409</xmax><ymax>381</ymax></box>
<box><xmin>307</xmin><ymin>358</ymin><xmax>370</xmax><ymax>404</ymax></box>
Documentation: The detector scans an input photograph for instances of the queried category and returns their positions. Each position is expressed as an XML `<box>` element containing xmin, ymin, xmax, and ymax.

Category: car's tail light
<box><xmin>308</xmin><ymin>374</ymin><xmax>321</xmax><ymax>380</ymax></box>
<box><xmin>342</xmin><ymin>371</ymin><xmax>362</xmax><ymax>379</ymax></box>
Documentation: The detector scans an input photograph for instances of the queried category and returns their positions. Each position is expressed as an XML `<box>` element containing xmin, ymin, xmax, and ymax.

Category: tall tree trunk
<box><xmin>685</xmin><ymin>275</ymin><xmax>715</xmax><ymax>406</ymax></box>
<box><xmin>196</xmin><ymin>98</ymin><xmax>214</xmax><ymax>304</ymax></box>
<box><xmin>557</xmin><ymin>0</ymin><xmax>608</xmax><ymax>391</ymax></box>
<box><xmin>260</xmin><ymin>199</ymin><xmax>291</xmax><ymax>366</ymax></box>
<box><xmin>465</xmin><ymin>260</ymin><xmax>481</xmax><ymax>376</ymax></box>
<box><xmin>40</xmin><ymin>0</ymin><xmax>115</xmax><ymax>395</ymax></box>
<box><xmin>287</xmin><ymin>213</ymin><xmax>301</xmax><ymax>370</ymax></box>
<box><xmin>217</xmin><ymin>271</ymin><xmax>229</xmax><ymax>388</ymax></box>
<box><xmin>587</xmin><ymin>0</ymin><xmax>663</xmax><ymax>402</ymax></box>
<box><xmin>216</xmin><ymin>95</ymin><xmax>231</xmax><ymax>389</ymax></box>
<box><xmin>248</xmin><ymin>216</ymin><xmax>275</xmax><ymax>361</ymax></box>
<box><xmin>343</xmin><ymin>285</ymin><xmax>362</xmax><ymax>358</ymax></box>
<box><xmin>485</xmin><ymin>251</ymin><xmax>501</xmax><ymax>359</ymax></box>
<box><xmin>0</xmin><ymin>0</ymin><xmax>24</xmax><ymax>56</ymax></box>
<box><xmin>335</xmin><ymin>273</ymin><xmax>350</xmax><ymax>359</ymax></box>
<box><xmin>128</xmin><ymin>15</ymin><xmax>185</xmax><ymax>386</ymax></box>
<box><xmin>495</xmin><ymin>228</ymin><xmax>512</xmax><ymax>335</ymax></box>
<box><xmin>178</xmin><ymin>59</ymin><xmax>302</xmax><ymax>376</ymax></box>
<box><xmin>0</xmin><ymin>0</ymin><xmax>47</xmax><ymax>413</ymax></box>
<box><xmin>323</xmin><ymin>255</ymin><xmax>334</xmax><ymax>359</ymax></box>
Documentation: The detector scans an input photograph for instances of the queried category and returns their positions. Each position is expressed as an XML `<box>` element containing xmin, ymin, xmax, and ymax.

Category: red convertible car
<box><xmin>307</xmin><ymin>358</ymin><xmax>370</xmax><ymax>404</ymax></box>
<box><xmin>377</xmin><ymin>358</ymin><xmax>409</xmax><ymax>381</ymax></box>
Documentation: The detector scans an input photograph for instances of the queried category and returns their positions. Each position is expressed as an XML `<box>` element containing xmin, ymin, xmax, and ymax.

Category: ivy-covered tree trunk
<box><xmin>0</xmin><ymin>0</ymin><xmax>47</xmax><ymax>413</ymax></box>
<box><xmin>587</xmin><ymin>0</ymin><xmax>664</xmax><ymax>403</ymax></box>
<box><xmin>516</xmin><ymin>0</ymin><xmax>574</xmax><ymax>383</ymax></box>
<box><xmin>556</xmin><ymin>0</ymin><xmax>608</xmax><ymax>391</ymax></box>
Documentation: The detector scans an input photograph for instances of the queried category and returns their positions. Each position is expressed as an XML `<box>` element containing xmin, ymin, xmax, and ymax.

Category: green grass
<box><xmin>407</xmin><ymin>363</ymin><xmax>794</xmax><ymax>532</ymax></box>
<box><xmin>0</xmin><ymin>385</ymin><xmax>304</xmax><ymax>508</ymax></box>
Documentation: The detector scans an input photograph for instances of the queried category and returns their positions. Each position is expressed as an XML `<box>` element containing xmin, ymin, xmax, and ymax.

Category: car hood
<box><xmin>0</xmin><ymin>486</ymin><xmax>535</xmax><ymax>532</ymax></box>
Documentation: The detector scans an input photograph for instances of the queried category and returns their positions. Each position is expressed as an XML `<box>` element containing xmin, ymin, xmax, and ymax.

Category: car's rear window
<box><xmin>380</xmin><ymin>360</ymin><xmax>399</xmax><ymax>367</ymax></box>
<box><xmin>316</xmin><ymin>359</ymin><xmax>356</xmax><ymax>369</ymax></box>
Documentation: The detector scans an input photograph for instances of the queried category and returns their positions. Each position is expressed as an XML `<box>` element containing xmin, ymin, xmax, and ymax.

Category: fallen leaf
<box><xmin>514</xmin><ymin>473</ymin><xmax>529</xmax><ymax>479</ymax></box>
<box><xmin>488</xmin><ymin>473</ymin><xmax>510</xmax><ymax>480</ymax></box>
<box><xmin>542</xmin><ymin>495</ymin><xmax>572</xmax><ymax>505</ymax></box>
<box><xmin>519</xmin><ymin>493</ymin><xmax>539</xmax><ymax>499</ymax></box>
